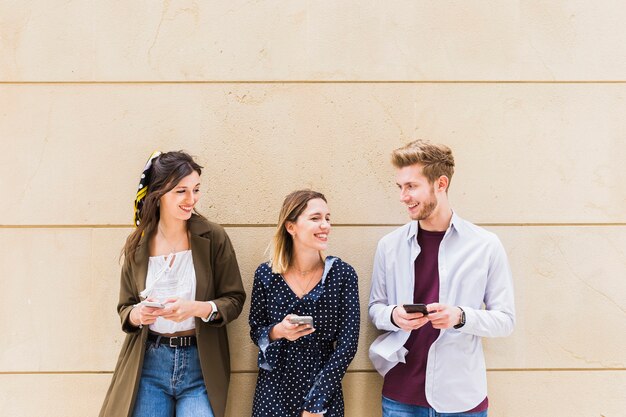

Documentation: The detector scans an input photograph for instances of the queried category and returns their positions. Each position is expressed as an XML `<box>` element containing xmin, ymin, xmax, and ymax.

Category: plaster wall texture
<box><xmin>1</xmin><ymin>1</ymin><xmax>624</xmax><ymax>416</ymax></box>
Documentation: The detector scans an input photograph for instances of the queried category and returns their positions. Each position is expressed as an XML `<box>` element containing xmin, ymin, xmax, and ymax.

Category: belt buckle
<box><xmin>169</xmin><ymin>337</ymin><xmax>178</xmax><ymax>348</ymax></box>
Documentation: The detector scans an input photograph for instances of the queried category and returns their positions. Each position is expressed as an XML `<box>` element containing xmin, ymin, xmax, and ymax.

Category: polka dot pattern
<box><xmin>249</xmin><ymin>257</ymin><xmax>360</xmax><ymax>417</ymax></box>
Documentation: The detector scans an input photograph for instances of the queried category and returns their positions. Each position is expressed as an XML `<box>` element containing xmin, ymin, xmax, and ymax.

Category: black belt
<box><xmin>148</xmin><ymin>333</ymin><xmax>197</xmax><ymax>348</ymax></box>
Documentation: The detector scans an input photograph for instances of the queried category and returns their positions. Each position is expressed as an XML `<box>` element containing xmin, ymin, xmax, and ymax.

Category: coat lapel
<box><xmin>133</xmin><ymin>239</ymin><xmax>150</xmax><ymax>296</ymax></box>
<box><xmin>191</xmin><ymin>233</ymin><xmax>213</xmax><ymax>301</ymax></box>
<box><xmin>189</xmin><ymin>215</ymin><xmax>213</xmax><ymax>301</ymax></box>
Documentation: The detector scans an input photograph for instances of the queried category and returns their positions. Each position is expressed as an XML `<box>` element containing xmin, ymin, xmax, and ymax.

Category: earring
<box><xmin>156</xmin><ymin>201</ymin><xmax>160</xmax><ymax>207</ymax></box>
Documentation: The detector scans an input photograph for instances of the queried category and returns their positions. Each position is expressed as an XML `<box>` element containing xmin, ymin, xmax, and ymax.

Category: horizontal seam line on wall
<box><xmin>3</xmin><ymin>368</ymin><xmax>624</xmax><ymax>375</ymax></box>
<box><xmin>2</xmin><ymin>223</ymin><xmax>626</xmax><ymax>229</ymax></box>
<box><xmin>1</xmin><ymin>80</ymin><xmax>626</xmax><ymax>85</ymax></box>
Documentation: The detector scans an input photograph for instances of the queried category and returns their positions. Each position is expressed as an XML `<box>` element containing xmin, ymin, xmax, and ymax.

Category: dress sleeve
<box><xmin>248</xmin><ymin>266</ymin><xmax>284</xmax><ymax>371</ymax></box>
<box><xmin>303</xmin><ymin>263</ymin><xmax>360</xmax><ymax>413</ymax></box>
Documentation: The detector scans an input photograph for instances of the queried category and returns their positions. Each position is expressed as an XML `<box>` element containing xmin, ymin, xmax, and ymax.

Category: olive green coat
<box><xmin>99</xmin><ymin>215</ymin><xmax>246</xmax><ymax>417</ymax></box>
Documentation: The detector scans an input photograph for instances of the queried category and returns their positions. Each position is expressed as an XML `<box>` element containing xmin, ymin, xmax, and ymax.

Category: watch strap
<box><xmin>453</xmin><ymin>306</ymin><xmax>466</xmax><ymax>329</ymax></box>
<box><xmin>201</xmin><ymin>301</ymin><xmax>219</xmax><ymax>322</ymax></box>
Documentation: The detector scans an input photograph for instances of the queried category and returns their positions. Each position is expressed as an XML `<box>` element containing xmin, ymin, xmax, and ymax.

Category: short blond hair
<box><xmin>391</xmin><ymin>139</ymin><xmax>455</xmax><ymax>186</ymax></box>
<box><xmin>269</xmin><ymin>190</ymin><xmax>327</xmax><ymax>274</ymax></box>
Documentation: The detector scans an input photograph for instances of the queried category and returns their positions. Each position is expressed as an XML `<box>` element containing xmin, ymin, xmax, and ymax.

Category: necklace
<box><xmin>292</xmin><ymin>265</ymin><xmax>319</xmax><ymax>277</ymax></box>
<box><xmin>158</xmin><ymin>225</ymin><xmax>187</xmax><ymax>255</ymax></box>
<box><xmin>290</xmin><ymin>262</ymin><xmax>322</xmax><ymax>297</ymax></box>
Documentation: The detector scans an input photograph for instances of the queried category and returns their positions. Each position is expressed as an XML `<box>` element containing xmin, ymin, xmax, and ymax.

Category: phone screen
<box><xmin>403</xmin><ymin>303</ymin><xmax>429</xmax><ymax>315</ymax></box>
<box><xmin>141</xmin><ymin>301</ymin><xmax>165</xmax><ymax>309</ymax></box>
<box><xmin>289</xmin><ymin>315</ymin><xmax>314</xmax><ymax>326</ymax></box>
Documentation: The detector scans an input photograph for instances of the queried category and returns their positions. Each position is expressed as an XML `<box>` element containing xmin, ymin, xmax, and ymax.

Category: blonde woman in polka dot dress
<box><xmin>249</xmin><ymin>190</ymin><xmax>360</xmax><ymax>417</ymax></box>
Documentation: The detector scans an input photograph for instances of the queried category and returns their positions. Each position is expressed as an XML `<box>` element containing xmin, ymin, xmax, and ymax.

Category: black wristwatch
<box><xmin>453</xmin><ymin>307</ymin><xmax>466</xmax><ymax>329</ymax></box>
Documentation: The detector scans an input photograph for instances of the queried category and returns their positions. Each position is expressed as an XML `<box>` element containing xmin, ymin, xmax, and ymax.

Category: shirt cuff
<box><xmin>201</xmin><ymin>301</ymin><xmax>219</xmax><ymax>322</ymax></box>
<box><xmin>390</xmin><ymin>306</ymin><xmax>399</xmax><ymax>328</ymax></box>
<box><xmin>378</xmin><ymin>304</ymin><xmax>400</xmax><ymax>331</ymax></box>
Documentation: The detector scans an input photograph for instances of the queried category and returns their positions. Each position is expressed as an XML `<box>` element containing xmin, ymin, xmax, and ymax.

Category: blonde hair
<box><xmin>391</xmin><ymin>139</ymin><xmax>455</xmax><ymax>187</ymax></box>
<box><xmin>269</xmin><ymin>190</ymin><xmax>327</xmax><ymax>274</ymax></box>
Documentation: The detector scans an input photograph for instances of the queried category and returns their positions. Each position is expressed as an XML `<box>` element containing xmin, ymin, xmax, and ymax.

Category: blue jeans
<box><xmin>382</xmin><ymin>396</ymin><xmax>487</xmax><ymax>417</ymax></box>
<box><xmin>132</xmin><ymin>341</ymin><xmax>214</xmax><ymax>417</ymax></box>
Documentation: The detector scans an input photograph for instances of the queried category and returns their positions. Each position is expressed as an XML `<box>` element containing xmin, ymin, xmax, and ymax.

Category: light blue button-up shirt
<box><xmin>368</xmin><ymin>212</ymin><xmax>515</xmax><ymax>413</ymax></box>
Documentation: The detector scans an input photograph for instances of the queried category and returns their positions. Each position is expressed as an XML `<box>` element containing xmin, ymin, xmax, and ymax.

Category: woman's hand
<box><xmin>270</xmin><ymin>314</ymin><xmax>315</xmax><ymax>341</ymax></box>
<box><xmin>129</xmin><ymin>298</ymin><xmax>164</xmax><ymax>327</ymax></box>
<box><xmin>160</xmin><ymin>297</ymin><xmax>199</xmax><ymax>322</ymax></box>
<box><xmin>302</xmin><ymin>411</ymin><xmax>322</xmax><ymax>417</ymax></box>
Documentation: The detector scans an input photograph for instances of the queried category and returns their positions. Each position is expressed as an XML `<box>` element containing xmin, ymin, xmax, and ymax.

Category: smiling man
<box><xmin>368</xmin><ymin>140</ymin><xmax>515</xmax><ymax>417</ymax></box>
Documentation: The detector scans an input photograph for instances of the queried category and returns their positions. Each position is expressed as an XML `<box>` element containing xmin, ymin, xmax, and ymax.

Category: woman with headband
<box><xmin>249</xmin><ymin>190</ymin><xmax>360</xmax><ymax>417</ymax></box>
<box><xmin>100</xmin><ymin>151</ymin><xmax>246</xmax><ymax>417</ymax></box>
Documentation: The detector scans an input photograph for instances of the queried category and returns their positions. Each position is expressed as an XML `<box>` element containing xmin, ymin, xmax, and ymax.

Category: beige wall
<box><xmin>1</xmin><ymin>2</ymin><xmax>625</xmax><ymax>416</ymax></box>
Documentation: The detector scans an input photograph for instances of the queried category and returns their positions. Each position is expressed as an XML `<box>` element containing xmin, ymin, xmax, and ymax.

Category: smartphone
<box><xmin>141</xmin><ymin>301</ymin><xmax>165</xmax><ymax>309</ymax></box>
<box><xmin>289</xmin><ymin>315</ymin><xmax>314</xmax><ymax>326</ymax></box>
<box><xmin>403</xmin><ymin>303</ymin><xmax>430</xmax><ymax>315</ymax></box>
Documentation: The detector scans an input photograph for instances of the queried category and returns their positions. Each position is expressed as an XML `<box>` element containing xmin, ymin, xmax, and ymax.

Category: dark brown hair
<box><xmin>123</xmin><ymin>151</ymin><xmax>203</xmax><ymax>261</ymax></box>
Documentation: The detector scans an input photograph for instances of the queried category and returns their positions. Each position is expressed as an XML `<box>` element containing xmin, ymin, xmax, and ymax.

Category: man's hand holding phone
<box><xmin>392</xmin><ymin>304</ymin><xmax>430</xmax><ymax>332</ymax></box>
<box><xmin>425</xmin><ymin>303</ymin><xmax>463</xmax><ymax>329</ymax></box>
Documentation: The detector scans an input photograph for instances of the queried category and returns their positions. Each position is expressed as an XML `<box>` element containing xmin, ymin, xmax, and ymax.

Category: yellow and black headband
<box><xmin>133</xmin><ymin>151</ymin><xmax>162</xmax><ymax>227</ymax></box>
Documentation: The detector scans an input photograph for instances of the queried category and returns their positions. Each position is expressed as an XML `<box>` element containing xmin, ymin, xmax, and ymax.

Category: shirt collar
<box><xmin>405</xmin><ymin>210</ymin><xmax>464</xmax><ymax>241</ymax></box>
<box><xmin>407</xmin><ymin>220</ymin><xmax>419</xmax><ymax>240</ymax></box>
<box><xmin>449</xmin><ymin>210</ymin><xmax>464</xmax><ymax>235</ymax></box>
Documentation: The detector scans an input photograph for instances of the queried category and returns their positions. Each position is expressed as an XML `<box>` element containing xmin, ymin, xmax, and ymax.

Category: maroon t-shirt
<box><xmin>382</xmin><ymin>227</ymin><xmax>488</xmax><ymax>412</ymax></box>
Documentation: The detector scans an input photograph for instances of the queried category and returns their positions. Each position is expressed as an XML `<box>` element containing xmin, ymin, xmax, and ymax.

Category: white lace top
<box><xmin>143</xmin><ymin>250</ymin><xmax>196</xmax><ymax>334</ymax></box>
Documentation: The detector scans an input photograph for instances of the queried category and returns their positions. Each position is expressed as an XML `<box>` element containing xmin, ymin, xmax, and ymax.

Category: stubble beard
<box><xmin>409</xmin><ymin>189</ymin><xmax>438</xmax><ymax>221</ymax></box>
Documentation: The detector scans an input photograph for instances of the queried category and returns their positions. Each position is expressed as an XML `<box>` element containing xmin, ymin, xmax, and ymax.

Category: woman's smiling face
<box><xmin>287</xmin><ymin>198</ymin><xmax>331</xmax><ymax>252</ymax></box>
<box><xmin>159</xmin><ymin>171</ymin><xmax>201</xmax><ymax>222</ymax></box>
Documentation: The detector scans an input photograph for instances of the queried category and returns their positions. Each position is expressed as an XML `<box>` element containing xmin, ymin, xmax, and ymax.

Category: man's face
<box><xmin>395</xmin><ymin>164</ymin><xmax>438</xmax><ymax>221</ymax></box>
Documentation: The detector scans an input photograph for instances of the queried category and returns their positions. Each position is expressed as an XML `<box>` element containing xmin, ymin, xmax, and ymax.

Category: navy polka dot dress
<box><xmin>249</xmin><ymin>257</ymin><xmax>360</xmax><ymax>417</ymax></box>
